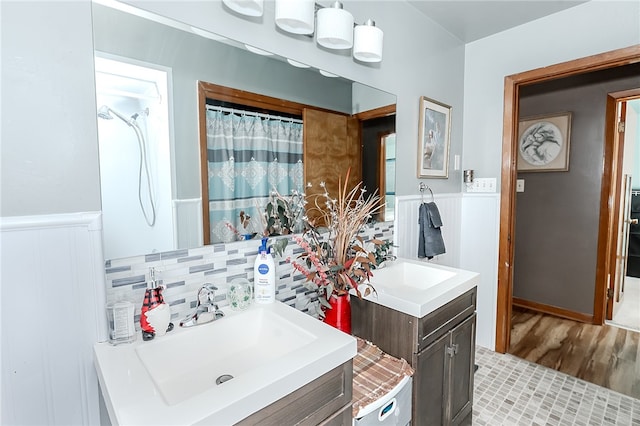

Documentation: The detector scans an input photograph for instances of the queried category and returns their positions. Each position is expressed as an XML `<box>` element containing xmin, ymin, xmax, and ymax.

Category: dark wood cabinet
<box><xmin>352</xmin><ymin>287</ymin><xmax>477</xmax><ymax>426</ymax></box>
<box><xmin>236</xmin><ymin>360</ymin><xmax>353</xmax><ymax>426</ymax></box>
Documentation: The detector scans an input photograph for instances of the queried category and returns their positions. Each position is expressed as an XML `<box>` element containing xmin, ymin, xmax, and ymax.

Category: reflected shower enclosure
<box><xmin>95</xmin><ymin>55</ymin><xmax>177</xmax><ymax>260</ymax></box>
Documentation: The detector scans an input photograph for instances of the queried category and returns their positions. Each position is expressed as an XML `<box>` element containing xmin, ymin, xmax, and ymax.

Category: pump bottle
<box><xmin>254</xmin><ymin>237</ymin><xmax>276</xmax><ymax>303</ymax></box>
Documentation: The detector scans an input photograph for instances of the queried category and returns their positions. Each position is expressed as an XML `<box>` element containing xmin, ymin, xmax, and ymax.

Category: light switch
<box><xmin>516</xmin><ymin>179</ymin><xmax>525</xmax><ymax>192</ymax></box>
<box><xmin>467</xmin><ymin>177</ymin><xmax>497</xmax><ymax>193</ymax></box>
<box><xmin>454</xmin><ymin>155</ymin><xmax>460</xmax><ymax>170</ymax></box>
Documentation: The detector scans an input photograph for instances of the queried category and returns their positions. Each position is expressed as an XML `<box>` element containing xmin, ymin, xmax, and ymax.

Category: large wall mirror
<box><xmin>92</xmin><ymin>0</ymin><xmax>397</xmax><ymax>260</ymax></box>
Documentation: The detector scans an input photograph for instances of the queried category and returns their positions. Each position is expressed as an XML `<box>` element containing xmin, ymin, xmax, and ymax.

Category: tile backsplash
<box><xmin>104</xmin><ymin>223</ymin><xmax>393</xmax><ymax>330</ymax></box>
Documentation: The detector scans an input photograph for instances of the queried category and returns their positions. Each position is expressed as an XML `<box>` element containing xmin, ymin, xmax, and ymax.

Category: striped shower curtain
<box><xmin>206</xmin><ymin>110</ymin><xmax>304</xmax><ymax>243</ymax></box>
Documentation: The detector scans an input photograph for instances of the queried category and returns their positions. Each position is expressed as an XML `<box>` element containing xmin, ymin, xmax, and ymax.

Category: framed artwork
<box><xmin>517</xmin><ymin>112</ymin><xmax>572</xmax><ymax>172</ymax></box>
<box><xmin>417</xmin><ymin>96</ymin><xmax>451</xmax><ymax>178</ymax></box>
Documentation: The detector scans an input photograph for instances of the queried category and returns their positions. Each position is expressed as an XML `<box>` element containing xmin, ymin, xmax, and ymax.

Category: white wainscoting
<box><xmin>394</xmin><ymin>193</ymin><xmax>500</xmax><ymax>350</ymax></box>
<box><xmin>394</xmin><ymin>193</ymin><xmax>462</xmax><ymax>267</ymax></box>
<box><xmin>460</xmin><ymin>193</ymin><xmax>500</xmax><ymax>351</ymax></box>
<box><xmin>1</xmin><ymin>212</ymin><xmax>106</xmax><ymax>425</ymax></box>
<box><xmin>173</xmin><ymin>198</ymin><xmax>203</xmax><ymax>249</ymax></box>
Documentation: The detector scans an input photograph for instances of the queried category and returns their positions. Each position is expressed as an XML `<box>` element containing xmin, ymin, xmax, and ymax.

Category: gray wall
<box><xmin>1</xmin><ymin>1</ymin><xmax>101</xmax><ymax>216</ymax></box>
<box><xmin>513</xmin><ymin>64</ymin><xmax>640</xmax><ymax>315</ymax></box>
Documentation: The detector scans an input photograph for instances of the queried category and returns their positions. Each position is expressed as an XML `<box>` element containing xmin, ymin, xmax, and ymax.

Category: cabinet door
<box><xmin>449</xmin><ymin>313</ymin><xmax>476</xmax><ymax>426</ymax></box>
<box><xmin>413</xmin><ymin>331</ymin><xmax>449</xmax><ymax>425</ymax></box>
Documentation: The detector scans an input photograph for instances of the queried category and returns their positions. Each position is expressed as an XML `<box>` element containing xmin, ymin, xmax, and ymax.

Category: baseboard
<box><xmin>512</xmin><ymin>297</ymin><xmax>594</xmax><ymax>324</ymax></box>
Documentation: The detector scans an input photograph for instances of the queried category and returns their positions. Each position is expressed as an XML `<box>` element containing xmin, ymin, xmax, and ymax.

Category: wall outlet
<box><xmin>467</xmin><ymin>177</ymin><xmax>497</xmax><ymax>193</ymax></box>
<box><xmin>516</xmin><ymin>179</ymin><xmax>525</xmax><ymax>192</ymax></box>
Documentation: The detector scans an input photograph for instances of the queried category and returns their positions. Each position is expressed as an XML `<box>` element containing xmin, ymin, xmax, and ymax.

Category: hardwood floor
<box><xmin>508</xmin><ymin>306</ymin><xmax>640</xmax><ymax>400</ymax></box>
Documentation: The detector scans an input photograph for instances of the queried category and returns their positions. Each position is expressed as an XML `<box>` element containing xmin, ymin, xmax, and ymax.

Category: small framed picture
<box><xmin>417</xmin><ymin>96</ymin><xmax>451</xmax><ymax>178</ymax></box>
<box><xmin>517</xmin><ymin>112</ymin><xmax>572</xmax><ymax>172</ymax></box>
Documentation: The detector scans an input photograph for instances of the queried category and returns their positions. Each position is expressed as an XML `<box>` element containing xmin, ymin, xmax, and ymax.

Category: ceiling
<box><xmin>407</xmin><ymin>1</ymin><xmax>589</xmax><ymax>43</ymax></box>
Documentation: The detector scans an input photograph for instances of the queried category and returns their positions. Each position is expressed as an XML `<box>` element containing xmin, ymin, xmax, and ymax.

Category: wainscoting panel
<box><xmin>1</xmin><ymin>212</ymin><xmax>106</xmax><ymax>425</ymax></box>
<box><xmin>460</xmin><ymin>193</ymin><xmax>500</xmax><ymax>351</ymax></box>
<box><xmin>173</xmin><ymin>198</ymin><xmax>203</xmax><ymax>249</ymax></box>
<box><xmin>394</xmin><ymin>193</ymin><xmax>462</xmax><ymax>267</ymax></box>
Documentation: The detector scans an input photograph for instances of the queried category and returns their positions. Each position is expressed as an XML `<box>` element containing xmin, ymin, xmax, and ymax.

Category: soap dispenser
<box><xmin>140</xmin><ymin>267</ymin><xmax>174</xmax><ymax>341</ymax></box>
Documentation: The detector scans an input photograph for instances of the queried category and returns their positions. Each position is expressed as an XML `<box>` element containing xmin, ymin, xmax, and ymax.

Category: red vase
<box><xmin>322</xmin><ymin>293</ymin><xmax>351</xmax><ymax>334</ymax></box>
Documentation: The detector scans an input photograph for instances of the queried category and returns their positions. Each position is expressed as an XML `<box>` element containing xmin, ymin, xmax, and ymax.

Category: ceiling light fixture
<box><xmin>222</xmin><ymin>0</ymin><xmax>264</xmax><ymax>17</ymax></box>
<box><xmin>316</xmin><ymin>2</ymin><xmax>354</xmax><ymax>50</ymax></box>
<box><xmin>275</xmin><ymin>0</ymin><xmax>315</xmax><ymax>35</ymax></box>
<box><xmin>353</xmin><ymin>19</ymin><xmax>383</xmax><ymax>63</ymax></box>
<box><xmin>223</xmin><ymin>1</ymin><xmax>384</xmax><ymax>64</ymax></box>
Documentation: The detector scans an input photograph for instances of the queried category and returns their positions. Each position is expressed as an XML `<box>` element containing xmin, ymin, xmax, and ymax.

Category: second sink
<box><xmin>361</xmin><ymin>258</ymin><xmax>480</xmax><ymax>318</ymax></box>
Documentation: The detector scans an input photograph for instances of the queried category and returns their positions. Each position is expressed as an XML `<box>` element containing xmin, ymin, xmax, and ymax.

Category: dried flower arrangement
<box><xmin>288</xmin><ymin>169</ymin><xmax>385</xmax><ymax>312</ymax></box>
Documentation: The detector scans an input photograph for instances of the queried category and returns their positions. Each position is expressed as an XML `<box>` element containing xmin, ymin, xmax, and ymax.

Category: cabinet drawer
<box><xmin>236</xmin><ymin>360</ymin><xmax>353</xmax><ymax>425</ymax></box>
<box><xmin>417</xmin><ymin>288</ymin><xmax>476</xmax><ymax>352</ymax></box>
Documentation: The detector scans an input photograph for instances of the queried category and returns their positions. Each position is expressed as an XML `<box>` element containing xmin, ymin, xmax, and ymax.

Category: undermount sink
<box><xmin>94</xmin><ymin>301</ymin><xmax>356</xmax><ymax>425</ymax></box>
<box><xmin>358</xmin><ymin>258</ymin><xmax>479</xmax><ymax>318</ymax></box>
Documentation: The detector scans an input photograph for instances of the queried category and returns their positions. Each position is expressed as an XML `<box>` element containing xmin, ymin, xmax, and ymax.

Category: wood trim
<box><xmin>354</xmin><ymin>104</ymin><xmax>396</xmax><ymax>121</ymax></box>
<box><xmin>197</xmin><ymin>83</ymin><xmax>211</xmax><ymax>245</ymax></box>
<box><xmin>505</xmin><ymin>45</ymin><xmax>640</xmax><ymax>86</ymax></box>
<box><xmin>496</xmin><ymin>74</ymin><xmax>518</xmax><ymax>353</ymax></box>
<box><xmin>512</xmin><ymin>297</ymin><xmax>594</xmax><ymax>324</ymax></box>
<box><xmin>495</xmin><ymin>44</ymin><xmax>640</xmax><ymax>354</ymax></box>
<box><xmin>377</xmin><ymin>131</ymin><xmax>395</xmax><ymax>222</ymax></box>
<box><xmin>601</xmin><ymin>94</ymin><xmax>622</xmax><ymax>322</ymax></box>
<box><xmin>198</xmin><ymin>81</ymin><xmax>309</xmax><ymax>116</ymax></box>
<box><xmin>608</xmin><ymin>88</ymin><xmax>640</xmax><ymax>100</ymax></box>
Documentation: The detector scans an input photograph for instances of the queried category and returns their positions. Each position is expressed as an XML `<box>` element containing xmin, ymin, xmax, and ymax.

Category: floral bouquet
<box><xmin>288</xmin><ymin>169</ymin><xmax>385</xmax><ymax>313</ymax></box>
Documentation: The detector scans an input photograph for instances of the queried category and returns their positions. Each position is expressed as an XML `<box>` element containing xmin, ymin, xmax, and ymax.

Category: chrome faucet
<box><xmin>179</xmin><ymin>284</ymin><xmax>225</xmax><ymax>327</ymax></box>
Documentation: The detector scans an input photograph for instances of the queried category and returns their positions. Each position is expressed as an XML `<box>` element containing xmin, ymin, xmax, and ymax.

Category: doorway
<box><xmin>606</xmin><ymin>97</ymin><xmax>640</xmax><ymax>332</ymax></box>
<box><xmin>495</xmin><ymin>45</ymin><xmax>640</xmax><ymax>354</ymax></box>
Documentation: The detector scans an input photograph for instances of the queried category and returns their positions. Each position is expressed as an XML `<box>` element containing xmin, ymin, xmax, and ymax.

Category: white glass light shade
<box><xmin>316</xmin><ymin>5</ymin><xmax>354</xmax><ymax>49</ymax></box>
<box><xmin>353</xmin><ymin>21</ymin><xmax>384</xmax><ymax>63</ymax></box>
<box><xmin>287</xmin><ymin>59</ymin><xmax>310</xmax><ymax>68</ymax></box>
<box><xmin>275</xmin><ymin>0</ymin><xmax>315</xmax><ymax>35</ymax></box>
<box><xmin>222</xmin><ymin>0</ymin><xmax>264</xmax><ymax>17</ymax></box>
<box><xmin>244</xmin><ymin>44</ymin><xmax>274</xmax><ymax>56</ymax></box>
<box><xmin>319</xmin><ymin>69</ymin><xmax>338</xmax><ymax>78</ymax></box>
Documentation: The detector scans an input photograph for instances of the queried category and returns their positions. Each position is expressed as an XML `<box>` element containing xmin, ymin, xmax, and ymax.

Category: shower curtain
<box><xmin>206</xmin><ymin>109</ymin><xmax>304</xmax><ymax>243</ymax></box>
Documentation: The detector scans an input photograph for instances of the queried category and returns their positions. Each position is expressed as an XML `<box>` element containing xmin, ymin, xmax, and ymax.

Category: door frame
<box><xmin>606</xmin><ymin>92</ymin><xmax>640</xmax><ymax>320</ymax></box>
<box><xmin>495</xmin><ymin>45</ymin><xmax>640</xmax><ymax>353</ymax></box>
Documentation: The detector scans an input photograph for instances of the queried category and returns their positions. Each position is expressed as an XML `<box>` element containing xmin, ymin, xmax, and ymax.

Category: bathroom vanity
<box><xmin>351</xmin><ymin>259</ymin><xmax>479</xmax><ymax>426</ymax></box>
<box><xmin>94</xmin><ymin>302</ymin><xmax>356</xmax><ymax>425</ymax></box>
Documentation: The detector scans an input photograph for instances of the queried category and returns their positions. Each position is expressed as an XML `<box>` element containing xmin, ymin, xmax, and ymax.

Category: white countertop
<box><xmin>353</xmin><ymin>258</ymin><xmax>480</xmax><ymax>318</ymax></box>
<box><xmin>94</xmin><ymin>301</ymin><xmax>356</xmax><ymax>425</ymax></box>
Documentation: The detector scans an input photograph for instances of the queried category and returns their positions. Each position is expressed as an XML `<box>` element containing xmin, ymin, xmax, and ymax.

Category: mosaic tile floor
<box><xmin>473</xmin><ymin>346</ymin><xmax>640</xmax><ymax>425</ymax></box>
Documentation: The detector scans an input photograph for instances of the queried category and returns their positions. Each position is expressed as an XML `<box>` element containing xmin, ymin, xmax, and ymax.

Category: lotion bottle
<box><xmin>254</xmin><ymin>237</ymin><xmax>275</xmax><ymax>304</ymax></box>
